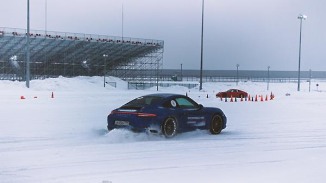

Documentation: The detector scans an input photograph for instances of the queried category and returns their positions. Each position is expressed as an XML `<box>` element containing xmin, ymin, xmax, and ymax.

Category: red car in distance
<box><xmin>216</xmin><ymin>89</ymin><xmax>248</xmax><ymax>98</ymax></box>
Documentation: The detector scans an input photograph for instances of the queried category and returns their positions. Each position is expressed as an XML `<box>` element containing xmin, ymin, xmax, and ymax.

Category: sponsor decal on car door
<box><xmin>187</xmin><ymin>116</ymin><xmax>205</xmax><ymax>126</ymax></box>
<box><xmin>174</xmin><ymin>97</ymin><xmax>206</xmax><ymax>127</ymax></box>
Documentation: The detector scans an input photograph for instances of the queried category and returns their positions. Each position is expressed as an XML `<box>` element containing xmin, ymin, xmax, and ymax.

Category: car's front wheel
<box><xmin>161</xmin><ymin>117</ymin><xmax>178</xmax><ymax>138</ymax></box>
<box><xmin>210</xmin><ymin>114</ymin><xmax>223</xmax><ymax>135</ymax></box>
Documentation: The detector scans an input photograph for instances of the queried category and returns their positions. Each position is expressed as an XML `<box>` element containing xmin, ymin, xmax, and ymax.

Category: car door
<box><xmin>228</xmin><ymin>89</ymin><xmax>238</xmax><ymax>98</ymax></box>
<box><xmin>174</xmin><ymin>97</ymin><xmax>206</xmax><ymax>129</ymax></box>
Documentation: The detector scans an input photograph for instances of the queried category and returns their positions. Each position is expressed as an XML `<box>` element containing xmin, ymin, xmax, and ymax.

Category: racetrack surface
<box><xmin>1</xmin><ymin>77</ymin><xmax>326</xmax><ymax>183</ymax></box>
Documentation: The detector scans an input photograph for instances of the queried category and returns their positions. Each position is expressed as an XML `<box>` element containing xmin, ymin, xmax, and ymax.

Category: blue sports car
<box><xmin>107</xmin><ymin>93</ymin><xmax>227</xmax><ymax>138</ymax></box>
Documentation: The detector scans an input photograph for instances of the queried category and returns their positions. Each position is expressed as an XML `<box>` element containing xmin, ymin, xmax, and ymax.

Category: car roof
<box><xmin>228</xmin><ymin>89</ymin><xmax>243</xmax><ymax>91</ymax></box>
<box><xmin>143</xmin><ymin>93</ymin><xmax>185</xmax><ymax>98</ymax></box>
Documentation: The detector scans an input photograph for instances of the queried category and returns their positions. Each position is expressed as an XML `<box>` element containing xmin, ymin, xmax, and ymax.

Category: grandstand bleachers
<box><xmin>0</xmin><ymin>27</ymin><xmax>164</xmax><ymax>81</ymax></box>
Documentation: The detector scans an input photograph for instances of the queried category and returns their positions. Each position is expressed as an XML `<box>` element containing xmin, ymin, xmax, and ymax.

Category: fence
<box><xmin>159</xmin><ymin>75</ymin><xmax>324</xmax><ymax>83</ymax></box>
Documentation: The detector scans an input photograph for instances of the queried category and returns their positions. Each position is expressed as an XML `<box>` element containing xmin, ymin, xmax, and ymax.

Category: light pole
<box><xmin>180</xmin><ymin>63</ymin><xmax>183</xmax><ymax>81</ymax></box>
<box><xmin>122</xmin><ymin>3</ymin><xmax>124</xmax><ymax>40</ymax></box>
<box><xmin>267</xmin><ymin>66</ymin><xmax>270</xmax><ymax>90</ymax></box>
<box><xmin>26</xmin><ymin>0</ymin><xmax>30</xmax><ymax>88</ymax></box>
<box><xmin>309</xmin><ymin>69</ymin><xmax>312</xmax><ymax>92</ymax></box>
<box><xmin>103</xmin><ymin>54</ymin><xmax>108</xmax><ymax>87</ymax></box>
<box><xmin>45</xmin><ymin>0</ymin><xmax>47</xmax><ymax>33</ymax></box>
<box><xmin>236</xmin><ymin>64</ymin><xmax>239</xmax><ymax>86</ymax></box>
<box><xmin>297</xmin><ymin>14</ymin><xmax>307</xmax><ymax>91</ymax></box>
<box><xmin>156</xmin><ymin>58</ymin><xmax>159</xmax><ymax>91</ymax></box>
<box><xmin>199</xmin><ymin>0</ymin><xmax>204</xmax><ymax>91</ymax></box>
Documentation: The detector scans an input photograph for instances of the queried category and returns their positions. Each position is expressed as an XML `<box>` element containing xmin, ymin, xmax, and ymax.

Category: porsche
<box><xmin>107</xmin><ymin>93</ymin><xmax>227</xmax><ymax>138</ymax></box>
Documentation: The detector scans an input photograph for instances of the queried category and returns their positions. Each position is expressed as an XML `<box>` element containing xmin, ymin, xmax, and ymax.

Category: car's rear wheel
<box><xmin>107</xmin><ymin>126</ymin><xmax>114</xmax><ymax>131</ymax></box>
<box><xmin>210</xmin><ymin>114</ymin><xmax>223</xmax><ymax>135</ymax></box>
<box><xmin>161</xmin><ymin>117</ymin><xmax>177</xmax><ymax>138</ymax></box>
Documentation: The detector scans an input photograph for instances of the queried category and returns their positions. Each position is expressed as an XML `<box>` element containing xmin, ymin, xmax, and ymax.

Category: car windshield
<box><xmin>122</xmin><ymin>96</ymin><xmax>162</xmax><ymax>108</ymax></box>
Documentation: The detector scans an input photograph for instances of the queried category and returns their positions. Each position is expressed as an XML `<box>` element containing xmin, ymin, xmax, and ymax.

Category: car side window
<box><xmin>163</xmin><ymin>99</ymin><xmax>177</xmax><ymax>108</ymax></box>
<box><xmin>175</xmin><ymin>97</ymin><xmax>197</xmax><ymax>109</ymax></box>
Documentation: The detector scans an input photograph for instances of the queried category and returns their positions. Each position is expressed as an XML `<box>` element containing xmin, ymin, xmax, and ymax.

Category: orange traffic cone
<box><xmin>255</xmin><ymin>95</ymin><xmax>258</xmax><ymax>102</ymax></box>
<box><xmin>248</xmin><ymin>94</ymin><xmax>251</xmax><ymax>101</ymax></box>
<box><xmin>230</xmin><ymin>95</ymin><xmax>234</xmax><ymax>102</ymax></box>
<box><xmin>20</xmin><ymin>96</ymin><xmax>26</xmax><ymax>100</ymax></box>
<box><xmin>270</xmin><ymin>92</ymin><xmax>273</xmax><ymax>100</ymax></box>
<box><xmin>265</xmin><ymin>95</ymin><xmax>268</xmax><ymax>101</ymax></box>
<box><xmin>260</xmin><ymin>95</ymin><xmax>264</xmax><ymax>102</ymax></box>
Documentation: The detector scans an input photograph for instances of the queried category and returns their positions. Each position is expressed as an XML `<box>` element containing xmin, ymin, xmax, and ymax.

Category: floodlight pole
<box><xmin>156</xmin><ymin>58</ymin><xmax>160</xmax><ymax>91</ymax></box>
<box><xmin>297</xmin><ymin>14</ymin><xmax>307</xmax><ymax>91</ymax></box>
<box><xmin>122</xmin><ymin>3</ymin><xmax>124</xmax><ymax>40</ymax></box>
<box><xmin>103</xmin><ymin>54</ymin><xmax>108</xmax><ymax>87</ymax></box>
<box><xmin>199</xmin><ymin>0</ymin><xmax>204</xmax><ymax>91</ymax></box>
<box><xmin>309</xmin><ymin>69</ymin><xmax>312</xmax><ymax>92</ymax></box>
<box><xmin>267</xmin><ymin>66</ymin><xmax>270</xmax><ymax>90</ymax></box>
<box><xmin>180</xmin><ymin>63</ymin><xmax>183</xmax><ymax>81</ymax></box>
<box><xmin>26</xmin><ymin>0</ymin><xmax>30</xmax><ymax>88</ymax></box>
<box><xmin>236</xmin><ymin>64</ymin><xmax>239</xmax><ymax>86</ymax></box>
<box><xmin>45</xmin><ymin>0</ymin><xmax>47</xmax><ymax>33</ymax></box>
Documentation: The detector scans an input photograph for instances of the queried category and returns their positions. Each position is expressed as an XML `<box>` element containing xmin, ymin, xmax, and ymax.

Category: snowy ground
<box><xmin>1</xmin><ymin>76</ymin><xmax>326</xmax><ymax>183</ymax></box>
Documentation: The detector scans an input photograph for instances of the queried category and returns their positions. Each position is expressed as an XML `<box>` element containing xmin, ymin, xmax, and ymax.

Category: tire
<box><xmin>210</xmin><ymin>114</ymin><xmax>223</xmax><ymax>135</ymax></box>
<box><xmin>161</xmin><ymin>117</ymin><xmax>178</xmax><ymax>138</ymax></box>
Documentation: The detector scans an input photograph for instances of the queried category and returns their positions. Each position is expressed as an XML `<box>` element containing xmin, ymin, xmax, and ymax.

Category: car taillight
<box><xmin>110</xmin><ymin>111</ymin><xmax>156</xmax><ymax>117</ymax></box>
<box><xmin>136</xmin><ymin>113</ymin><xmax>157</xmax><ymax>117</ymax></box>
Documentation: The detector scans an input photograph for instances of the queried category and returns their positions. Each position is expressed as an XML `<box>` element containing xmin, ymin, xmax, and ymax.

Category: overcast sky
<box><xmin>0</xmin><ymin>0</ymin><xmax>325</xmax><ymax>71</ymax></box>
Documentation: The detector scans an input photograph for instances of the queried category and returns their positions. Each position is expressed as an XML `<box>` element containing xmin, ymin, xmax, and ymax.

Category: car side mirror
<box><xmin>197</xmin><ymin>104</ymin><xmax>203</xmax><ymax>110</ymax></box>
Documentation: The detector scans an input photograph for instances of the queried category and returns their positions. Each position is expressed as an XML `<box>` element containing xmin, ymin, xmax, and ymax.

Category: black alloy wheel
<box><xmin>162</xmin><ymin>117</ymin><xmax>177</xmax><ymax>138</ymax></box>
<box><xmin>210</xmin><ymin>114</ymin><xmax>223</xmax><ymax>135</ymax></box>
